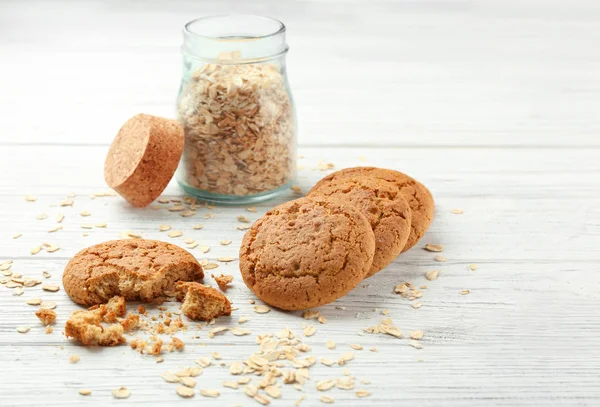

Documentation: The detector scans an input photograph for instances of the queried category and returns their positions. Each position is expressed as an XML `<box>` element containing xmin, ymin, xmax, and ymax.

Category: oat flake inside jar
<box><xmin>176</xmin><ymin>15</ymin><xmax>297</xmax><ymax>204</ymax></box>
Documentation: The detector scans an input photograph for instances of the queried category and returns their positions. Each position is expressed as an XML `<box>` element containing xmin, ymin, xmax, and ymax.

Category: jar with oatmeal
<box><xmin>176</xmin><ymin>15</ymin><xmax>297</xmax><ymax>203</ymax></box>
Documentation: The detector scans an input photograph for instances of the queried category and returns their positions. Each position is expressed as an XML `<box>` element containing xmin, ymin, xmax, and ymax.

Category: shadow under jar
<box><xmin>176</xmin><ymin>15</ymin><xmax>297</xmax><ymax>204</ymax></box>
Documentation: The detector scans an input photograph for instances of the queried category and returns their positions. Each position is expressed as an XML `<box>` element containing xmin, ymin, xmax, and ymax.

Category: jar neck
<box><xmin>182</xmin><ymin>15</ymin><xmax>288</xmax><ymax>63</ymax></box>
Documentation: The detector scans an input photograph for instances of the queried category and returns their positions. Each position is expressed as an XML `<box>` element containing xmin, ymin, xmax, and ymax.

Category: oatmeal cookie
<box><xmin>308</xmin><ymin>178</ymin><xmax>411</xmax><ymax>277</ymax></box>
<box><xmin>239</xmin><ymin>197</ymin><xmax>375</xmax><ymax>310</ymax></box>
<box><xmin>63</xmin><ymin>239</ymin><xmax>204</xmax><ymax>306</ymax></box>
<box><xmin>309</xmin><ymin>167</ymin><xmax>434</xmax><ymax>252</ymax></box>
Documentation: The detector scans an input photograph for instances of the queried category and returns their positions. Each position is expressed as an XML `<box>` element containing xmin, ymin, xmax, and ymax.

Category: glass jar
<box><xmin>176</xmin><ymin>15</ymin><xmax>297</xmax><ymax>204</ymax></box>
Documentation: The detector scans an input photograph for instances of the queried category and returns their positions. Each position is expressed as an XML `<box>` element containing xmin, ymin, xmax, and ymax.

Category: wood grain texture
<box><xmin>0</xmin><ymin>0</ymin><xmax>599</xmax><ymax>147</ymax></box>
<box><xmin>1</xmin><ymin>0</ymin><xmax>599</xmax><ymax>406</ymax></box>
<box><xmin>1</xmin><ymin>146</ymin><xmax>599</xmax><ymax>406</ymax></box>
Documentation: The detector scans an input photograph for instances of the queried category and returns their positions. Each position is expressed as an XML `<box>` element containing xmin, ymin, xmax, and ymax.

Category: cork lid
<box><xmin>104</xmin><ymin>114</ymin><xmax>184</xmax><ymax>207</ymax></box>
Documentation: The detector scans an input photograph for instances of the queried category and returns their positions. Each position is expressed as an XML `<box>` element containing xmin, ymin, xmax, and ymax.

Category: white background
<box><xmin>0</xmin><ymin>1</ymin><xmax>599</xmax><ymax>406</ymax></box>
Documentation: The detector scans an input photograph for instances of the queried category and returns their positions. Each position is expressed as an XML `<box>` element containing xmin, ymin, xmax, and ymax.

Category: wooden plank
<box><xmin>0</xmin><ymin>0</ymin><xmax>599</xmax><ymax>147</ymax></box>
<box><xmin>0</xmin><ymin>145</ymin><xmax>599</xmax><ymax>405</ymax></box>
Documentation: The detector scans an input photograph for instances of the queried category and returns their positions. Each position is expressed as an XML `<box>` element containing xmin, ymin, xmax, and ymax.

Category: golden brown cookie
<box><xmin>63</xmin><ymin>239</ymin><xmax>204</xmax><ymax>306</ymax></box>
<box><xmin>239</xmin><ymin>197</ymin><xmax>375</xmax><ymax>311</ymax></box>
<box><xmin>308</xmin><ymin>178</ymin><xmax>411</xmax><ymax>277</ymax></box>
<box><xmin>309</xmin><ymin>167</ymin><xmax>434</xmax><ymax>252</ymax></box>
<box><xmin>104</xmin><ymin>114</ymin><xmax>184</xmax><ymax>208</ymax></box>
<box><xmin>174</xmin><ymin>281</ymin><xmax>232</xmax><ymax>321</ymax></box>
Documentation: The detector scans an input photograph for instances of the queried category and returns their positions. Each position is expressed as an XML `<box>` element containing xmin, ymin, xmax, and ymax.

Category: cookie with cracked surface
<box><xmin>309</xmin><ymin>167</ymin><xmax>434</xmax><ymax>252</ymax></box>
<box><xmin>63</xmin><ymin>239</ymin><xmax>204</xmax><ymax>306</ymax></box>
<box><xmin>239</xmin><ymin>197</ymin><xmax>375</xmax><ymax>311</ymax></box>
<box><xmin>308</xmin><ymin>178</ymin><xmax>411</xmax><ymax>277</ymax></box>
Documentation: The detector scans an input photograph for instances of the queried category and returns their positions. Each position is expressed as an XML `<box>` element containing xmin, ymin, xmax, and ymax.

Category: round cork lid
<box><xmin>104</xmin><ymin>114</ymin><xmax>184</xmax><ymax>207</ymax></box>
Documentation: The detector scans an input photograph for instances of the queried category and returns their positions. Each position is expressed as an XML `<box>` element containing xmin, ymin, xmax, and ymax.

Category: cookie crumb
<box><xmin>469</xmin><ymin>264</ymin><xmax>477</xmax><ymax>271</ymax></box>
<box><xmin>69</xmin><ymin>355</ymin><xmax>80</xmax><ymax>364</ymax></box>
<box><xmin>212</xmin><ymin>274</ymin><xmax>233</xmax><ymax>291</ymax></box>
<box><xmin>35</xmin><ymin>308</ymin><xmax>56</xmax><ymax>325</ymax></box>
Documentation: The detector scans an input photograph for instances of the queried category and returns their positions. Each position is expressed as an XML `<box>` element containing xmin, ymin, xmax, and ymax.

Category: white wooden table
<box><xmin>1</xmin><ymin>1</ymin><xmax>599</xmax><ymax>406</ymax></box>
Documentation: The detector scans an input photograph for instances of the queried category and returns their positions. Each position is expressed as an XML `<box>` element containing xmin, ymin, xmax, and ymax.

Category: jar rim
<box><xmin>183</xmin><ymin>14</ymin><xmax>286</xmax><ymax>41</ymax></box>
<box><xmin>182</xmin><ymin>15</ymin><xmax>288</xmax><ymax>63</ymax></box>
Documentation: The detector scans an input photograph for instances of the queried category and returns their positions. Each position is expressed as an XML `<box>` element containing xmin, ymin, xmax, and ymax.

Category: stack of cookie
<box><xmin>239</xmin><ymin>167</ymin><xmax>434</xmax><ymax>311</ymax></box>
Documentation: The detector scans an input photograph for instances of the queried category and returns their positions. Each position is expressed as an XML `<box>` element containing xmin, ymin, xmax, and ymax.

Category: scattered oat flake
<box><xmin>80</xmin><ymin>211</ymin><xmax>91</xmax><ymax>216</ymax></box>
<box><xmin>60</xmin><ymin>199</ymin><xmax>74</xmax><ymax>207</ymax></box>
<box><xmin>208</xmin><ymin>326</ymin><xmax>228</xmax><ymax>338</ymax></box>
<box><xmin>238</xmin><ymin>316</ymin><xmax>249</xmax><ymax>324</ymax></box>
<box><xmin>193</xmin><ymin>223</ymin><xmax>204</xmax><ymax>230</ymax></box>
<box><xmin>237</xmin><ymin>215</ymin><xmax>250</xmax><ymax>223</ymax></box>
<box><xmin>181</xmin><ymin>377</ymin><xmax>196</xmax><ymax>388</ymax></box>
<box><xmin>42</xmin><ymin>271</ymin><xmax>51</xmax><ymax>279</ymax></box>
<box><xmin>321</xmin><ymin>358</ymin><xmax>335</xmax><ymax>366</ymax></box>
<box><xmin>216</xmin><ymin>256</ymin><xmax>235</xmax><ymax>263</ymax></box>
<box><xmin>470</xmin><ymin>264</ymin><xmax>477</xmax><ymax>271</ymax></box>
<box><xmin>46</xmin><ymin>245</ymin><xmax>60</xmax><ymax>253</ymax></box>
<box><xmin>237</xmin><ymin>225</ymin><xmax>251</xmax><ymax>230</ymax></box>
<box><xmin>317</xmin><ymin>161</ymin><xmax>335</xmax><ymax>171</ymax></box>
<box><xmin>316</xmin><ymin>380</ymin><xmax>336</xmax><ymax>391</ymax></box>
<box><xmin>411</xmin><ymin>302</ymin><xmax>423</xmax><ymax>309</ymax></box>
<box><xmin>161</xmin><ymin>371</ymin><xmax>180</xmax><ymax>383</ymax></box>
<box><xmin>41</xmin><ymin>301</ymin><xmax>57</xmax><ymax>309</ymax></box>
<box><xmin>159</xmin><ymin>224</ymin><xmax>171</xmax><ymax>232</ymax></box>
<box><xmin>70</xmin><ymin>355</ymin><xmax>80</xmax><ymax>363</ymax></box>
<box><xmin>410</xmin><ymin>330</ymin><xmax>424</xmax><ymax>340</ymax></box>
<box><xmin>303</xmin><ymin>325</ymin><xmax>316</xmax><ymax>337</ymax></box>
<box><xmin>36</xmin><ymin>213</ymin><xmax>48</xmax><ymax>220</ymax></box>
<box><xmin>338</xmin><ymin>352</ymin><xmax>355</xmax><ymax>365</ymax></box>
<box><xmin>460</xmin><ymin>289</ymin><xmax>471</xmax><ymax>295</ymax></box>
<box><xmin>78</xmin><ymin>389</ymin><xmax>92</xmax><ymax>396</ymax></box>
<box><xmin>176</xmin><ymin>386</ymin><xmax>195</xmax><ymax>398</ymax></box>
<box><xmin>168</xmin><ymin>231</ymin><xmax>183</xmax><ymax>238</ymax></box>
<box><xmin>425</xmin><ymin>270</ymin><xmax>440</xmax><ymax>281</ymax></box>
<box><xmin>42</xmin><ymin>284</ymin><xmax>60</xmax><ymax>292</ymax></box>
<box><xmin>231</xmin><ymin>327</ymin><xmax>251</xmax><ymax>336</ymax></box>
<box><xmin>56</xmin><ymin>213</ymin><xmax>65</xmax><ymax>223</ymax></box>
<box><xmin>434</xmin><ymin>255</ymin><xmax>447</xmax><ymax>262</ymax></box>
<box><xmin>350</xmin><ymin>344</ymin><xmax>363</xmax><ymax>350</ymax></box>
<box><xmin>408</xmin><ymin>340</ymin><xmax>423</xmax><ymax>349</ymax></box>
<box><xmin>95</xmin><ymin>223</ymin><xmax>107</xmax><ymax>228</ymax></box>
<box><xmin>424</xmin><ymin>244</ymin><xmax>443</xmax><ymax>252</ymax></box>
<box><xmin>326</xmin><ymin>340</ymin><xmax>336</xmax><ymax>350</ymax></box>
<box><xmin>81</xmin><ymin>224</ymin><xmax>93</xmax><ymax>229</ymax></box>
<box><xmin>26</xmin><ymin>298</ymin><xmax>42</xmax><ymax>305</ymax></box>
<box><xmin>25</xmin><ymin>195</ymin><xmax>37</xmax><ymax>202</ymax></box>
<box><xmin>356</xmin><ymin>389</ymin><xmax>371</xmax><ymax>398</ymax></box>
<box><xmin>16</xmin><ymin>326</ymin><xmax>30</xmax><ymax>333</ymax></box>
<box><xmin>13</xmin><ymin>233</ymin><xmax>22</xmax><ymax>239</ymax></box>
<box><xmin>198</xmin><ymin>245</ymin><xmax>210</xmax><ymax>253</ymax></box>
<box><xmin>112</xmin><ymin>387</ymin><xmax>131</xmax><ymax>399</ymax></box>
<box><xmin>229</xmin><ymin>362</ymin><xmax>243</xmax><ymax>375</ymax></box>
<box><xmin>223</xmin><ymin>381</ymin><xmax>238</xmax><ymax>389</ymax></box>
<box><xmin>254</xmin><ymin>305</ymin><xmax>270</xmax><ymax>314</ymax></box>
<box><xmin>158</xmin><ymin>198</ymin><xmax>170</xmax><ymax>204</ymax></box>
<box><xmin>320</xmin><ymin>395</ymin><xmax>335</xmax><ymax>404</ymax></box>
<box><xmin>265</xmin><ymin>386</ymin><xmax>281</xmax><ymax>399</ymax></box>
<box><xmin>369</xmin><ymin>347</ymin><xmax>378</xmax><ymax>352</ymax></box>
<box><xmin>31</xmin><ymin>246</ymin><xmax>42</xmax><ymax>255</ymax></box>
<box><xmin>199</xmin><ymin>389</ymin><xmax>220</xmax><ymax>398</ymax></box>
<box><xmin>246</xmin><ymin>207</ymin><xmax>257</xmax><ymax>212</ymax></box>
<box><xmin>48</xmin><ymin>225</ymin><xmax>62</xmax><ymax>233</ymax></box>
<box><xmin>451</xmin><ymin>209</ymin><xmax>464</xmax><ymax>214</ymax></box>
<box><xmin>13</xmin><ymin>287</ymin><xmax>24</xmax><ymax>296</ymax></box>
<box><xmin>219</xmin><ymin>240</ymin><xmax>232</xmax><ymax>246</ymax></box>
<box><xmin>296</xmin><ymin>395</ymin><xmax>306</xmax><ymax>406</ymax></box>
